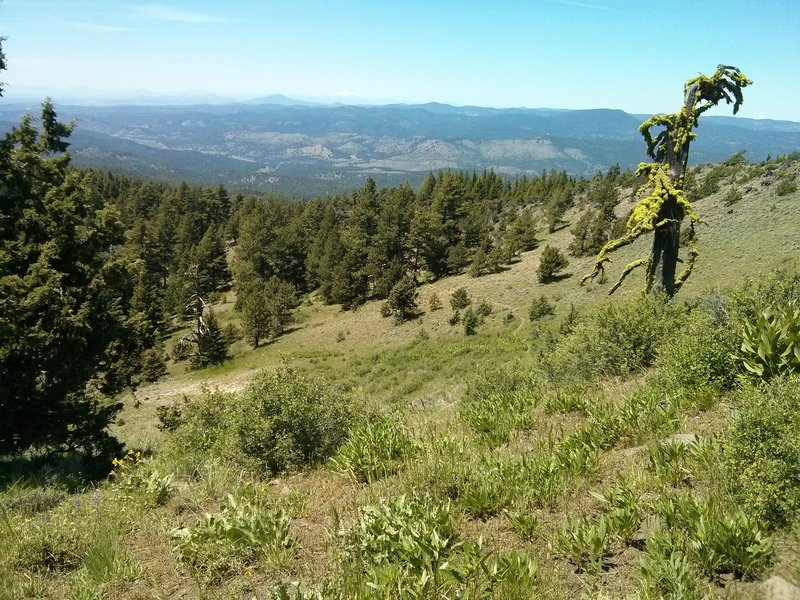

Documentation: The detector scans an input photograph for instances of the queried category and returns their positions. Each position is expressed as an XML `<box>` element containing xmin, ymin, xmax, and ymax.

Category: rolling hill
<box><xmin>2</xmin><ymin>99</ymin><xmax>798</xmax><ymax>196</ymax></box>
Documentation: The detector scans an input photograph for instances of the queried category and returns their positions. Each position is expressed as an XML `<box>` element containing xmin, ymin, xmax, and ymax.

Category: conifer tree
<box><xmin>239</xmin><ymin>277</ymin><xmax>298</xmax><ymax>348</ymax></box>
<box><xmin>537</xmin><ymin>245</ymin><xmax>570</xmax><ymax>283</ymax></box>
<box><xmin>385</xmin><ymin>275</ymin><xmax>419</xmax><ymax>324</ymax></box>
<box><xmin>0</xmin><ymin>64</ymin><xmax>137</xmax><ymax>456</ymax></box>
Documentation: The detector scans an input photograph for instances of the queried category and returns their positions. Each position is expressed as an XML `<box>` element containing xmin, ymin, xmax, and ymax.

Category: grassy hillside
<box><xmin>114</xmin><ymin>156</ymin><xmax>800</xmax><ymax>448</ymax></box>
<box><xmin>2</xmin><ymin>157</ymin><xmax>800</xmax><ymax>598</ymax></box>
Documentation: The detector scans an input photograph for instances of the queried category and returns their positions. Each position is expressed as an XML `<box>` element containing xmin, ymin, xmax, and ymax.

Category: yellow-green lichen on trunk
<box><xmin>582</xmin><ymin>65</ymin><xmax>752</xmax><ymax>297</ymax></box>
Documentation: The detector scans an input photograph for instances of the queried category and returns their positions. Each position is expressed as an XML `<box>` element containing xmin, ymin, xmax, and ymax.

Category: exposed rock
<box><xmin>665</xmin><ymin>433</ymin><xmax>698</xmax><ymax>446</ymax></box>
<box><xmin>761</xmin><ymin>576</ymin><xmax>800</xmax><ymax>600</ymax></box>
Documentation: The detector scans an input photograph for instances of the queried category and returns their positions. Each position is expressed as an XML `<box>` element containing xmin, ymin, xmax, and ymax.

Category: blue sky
<box><xmin>2</xmin><ymin>0</ymin><xmax>799</xmax><ymax>120</ymax></box>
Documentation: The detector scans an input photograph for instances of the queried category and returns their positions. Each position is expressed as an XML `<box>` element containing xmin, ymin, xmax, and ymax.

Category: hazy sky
<box><xmin>2</xmin><ymin>0</ymin><xmax>799</xmax><ymax>120</ymax></box>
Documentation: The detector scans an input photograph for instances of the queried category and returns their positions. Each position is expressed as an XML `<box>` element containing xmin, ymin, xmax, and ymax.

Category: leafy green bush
<box><xmin>403</xmin><ymin>435</ymin><xmax>476</xmax><ymax>504</ymax></box>
<box><xmin>546</xmin><ymin>293</ymin><xmax>683</xmax><ymax>381</ymax></box>
<box><xmin>557</xmin><ymin>515</ymin><xmax>614</xmax><ymax>575</ymax></box>
<box><xmin>403</xmin><ymin>436</ymin><xmax>519</xmax><ymax>517</ymax></box>
<box><xmin>110</xmin><ymin>450</ymin><xmax>174</xmax><ymax>507</ymax></box>
<box><xmin>654</xmin><ymin>494</ymin><xmax>773</xmax><ymax>580</ymax></box>
<box><xmin>344</xmin><ymin>494</ymin><xmax>537</xmax><ymax>597</ymax></box>
<box><xmin>347</xmin><ymin>493</ymin><xmax>458</xmax><ymax>593</ymax></box>
<box><xmin>688</xmin><ymin>503</ymin><xmax>772</xmax><ymax>579</ymax></box>
<box><xmin>504</xmin><ymin>509</ymin><xmax>539</xmax><ymax>541</ymax></box>
<box><xmin>639</xmin><ymin>532</ymin><xmax>704</xmax><ymax>600</ymax></box>
<box><xmin>461</xmin><ymin>389</ymin><xmax>538</xmax><ymax>447</ymax></box>
<box><xmin>776</xmin><ymin>175</ymin><xmax>797</xmax><ymax>196</ymax></box>
<box><xmin>461</xmin><ymin>465</ymin><xmax>512</xmax><ymax>519</ymax></box>
<box><xmin>593</xmin><ymin>480</ymin><xmax>644</xmax><ymax>544</ymax></box>
<box><xmin>465</xmin><ymin>364</ymin><xmax>541</xmax><ymax>401</ymax></box>
<box><xmin>172</xmin><ymin>368</ymin><xmax>358</xmax><ymax>475</ymax></box>
<box><xmin>461</xmin><ymin>366</ymin><xmax>541</xmax><ymax>446</ymax></box>
<box><xmin>331</xmin><ymin>415</ymin><xmax>415</xmax><ymax>483</ymax></box>
<box><xmin>172</xmin><ymin>492</ymin><xmax>294</xmax><ymax>583</ymax></box>
<box><xmin>544</xmin><ymin>384</ymin><xmax>589</xmax><ymax>414</ymax></box>
<box><xmin>736</xmin><ymin>303</ymin><xmax>800</xmax><ymax>379</ymax></box>
<box><xmin>654</xmin><ymin>309</ymin><xmax>740</xmax><ymax>393</ymax></box>
<box><xmin>647</xmin><ymin>439</ymin><xmax>693</xmax><ymax>487</ymax></box>
<box><xmin>728</xmin><ymin>270</ymin><xmax>800</xmax><ymax>327</ymax></box>
<box><xmin>724</xmin><ymin>375</ymin><xmax>800</xmax><ymax>527</ymax></box>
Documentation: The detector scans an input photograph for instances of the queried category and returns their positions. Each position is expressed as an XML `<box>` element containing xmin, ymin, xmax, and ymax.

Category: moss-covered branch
<box><xmin>581</xmin><ymin>65</ymin><xmax>751</xmax><ymax>297</ymax></box>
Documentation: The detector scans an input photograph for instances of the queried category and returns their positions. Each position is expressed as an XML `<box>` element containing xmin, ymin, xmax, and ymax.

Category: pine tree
<box><xmin>537</xmin><ymin>245</ymin><xmax>570</xmax><ymax>283</ymax></box>
<box><xmin>193</xmin><ymin>225</ymin><xmax>231</xmax><ymax>294</ymax></box>
<box><xmin>190</xmin><ymin>308</ymin><xmax>228</xmax><ymax>369</ymax></box>
<box><xmin>0</xmin><ymin>84</ymin><xmax>136</xmax><ymax>457</ymax></box>
<box><xmin>384</xmin><ymin>275</ymin><xmax>419</xmax><ymax>324</ymax></box>
<box><xmin>240</xmin><ymin>277</ymin><xmax>298</xmax><ymax>348</ymax></box>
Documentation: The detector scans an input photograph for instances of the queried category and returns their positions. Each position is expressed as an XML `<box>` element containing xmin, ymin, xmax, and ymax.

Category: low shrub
<box><xmin>110</xmin><ymin>450</ymin><xmax>174</xmax><ymax>507</ymax></box>
<box><xmin>722</xmin><ymin>187</ymin><xmax>742</xmax><ymax>206</ymax></box>
<box><xmin>465</xmin><ymin>364</ymin><xmax>540</xmax><ymax>402</ymax></box>
<box><xmin>724</xmin><ymin>375</ymin><xmax>800</xmax><ymax>528</ymax></box>
<box><xmin>172</xmin><ymin>491</ymin><xmax>294</xmax><ymax>583</ymax></box>
<box><xmin>639</xmin><ymin>531</ymin><xmax>704</xmax><ymax>600</ymax></box>
<box><xmin>593</xmin><ymin>480</ymin><xmax>645</xmax><ymax>544</ymax></box>
<box><xmin>776</xmin><ymin>175</ymin><xmax>797</xmax><ymax>196</ymax></box>
<box><xmin>344</xmin><ymin>493</ymin><xmax>538</xmax><ymax>597</ymax></box>
<box><xmin>557</xmin><ymin>515</ymin><xmax>614</xmax><ymax>575</ymax></box>
<box><xmin>172</xmin><ymin>367</ymin><xmax>358</xmax><ymax>475</ymax></box>
<box><xmin>544</xmin><ymin>384</ymin><xmax>589</xmax><ymax>414</ymax></box>
<box><xmin>728</xmin><ymin>269</ymin><xmax>800</xmax><ymax>327</ymax></box>
<box><xmin>331</xmin><ymin>415</ymin><xmax>415</xmax><ymax>483</ymax></box>
<box><xmin>654</xmin><ymin>308</ymin><xmax>740</xmax><ymax>392</ymax></box>
<box><xmin>647</xmin><ymin>439</ymin><xmax>693</xmax><ymax>488</ymax></box>
<box><xmin>653</xmin><ymin>494</ymin><xmax>773</xmax><ymax>580</ymax></box>
<box><xmin>528</xmin><ymin>295</ymin><xmax>555</xmax><ymax>321</ymax></box>
<box><xmin>545</xmin><ymin>293</ymin><xmax>683</xmax><ymax>381</ymax></box>
<box><xmin>735</xmin><ymin>303</ymin><xmax>800</xmax><ymax>380</ymax></box>
<box><xmin>461</xmin><ymin>390</ymin><xmax>538</xmax><ymax>447</ymax></box>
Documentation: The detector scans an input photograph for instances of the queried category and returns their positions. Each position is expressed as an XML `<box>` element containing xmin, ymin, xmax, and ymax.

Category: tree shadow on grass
<box><xmin>541</xmin><ymin>272</ymin><xmax>574</xmax><ymax>284</ymax></box>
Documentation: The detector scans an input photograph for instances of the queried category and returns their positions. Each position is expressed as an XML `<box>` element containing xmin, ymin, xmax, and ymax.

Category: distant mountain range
<box><xmin>2</xmin><ymin>98</ymin><xmax>798</xmax><ymax>196</ymax></box>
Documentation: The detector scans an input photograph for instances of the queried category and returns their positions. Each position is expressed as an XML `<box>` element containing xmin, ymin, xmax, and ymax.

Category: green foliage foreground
<box><xmin>3</xmin><ymin>270</ymin><xmax>800</xmax><ymax>598</ymax></box>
